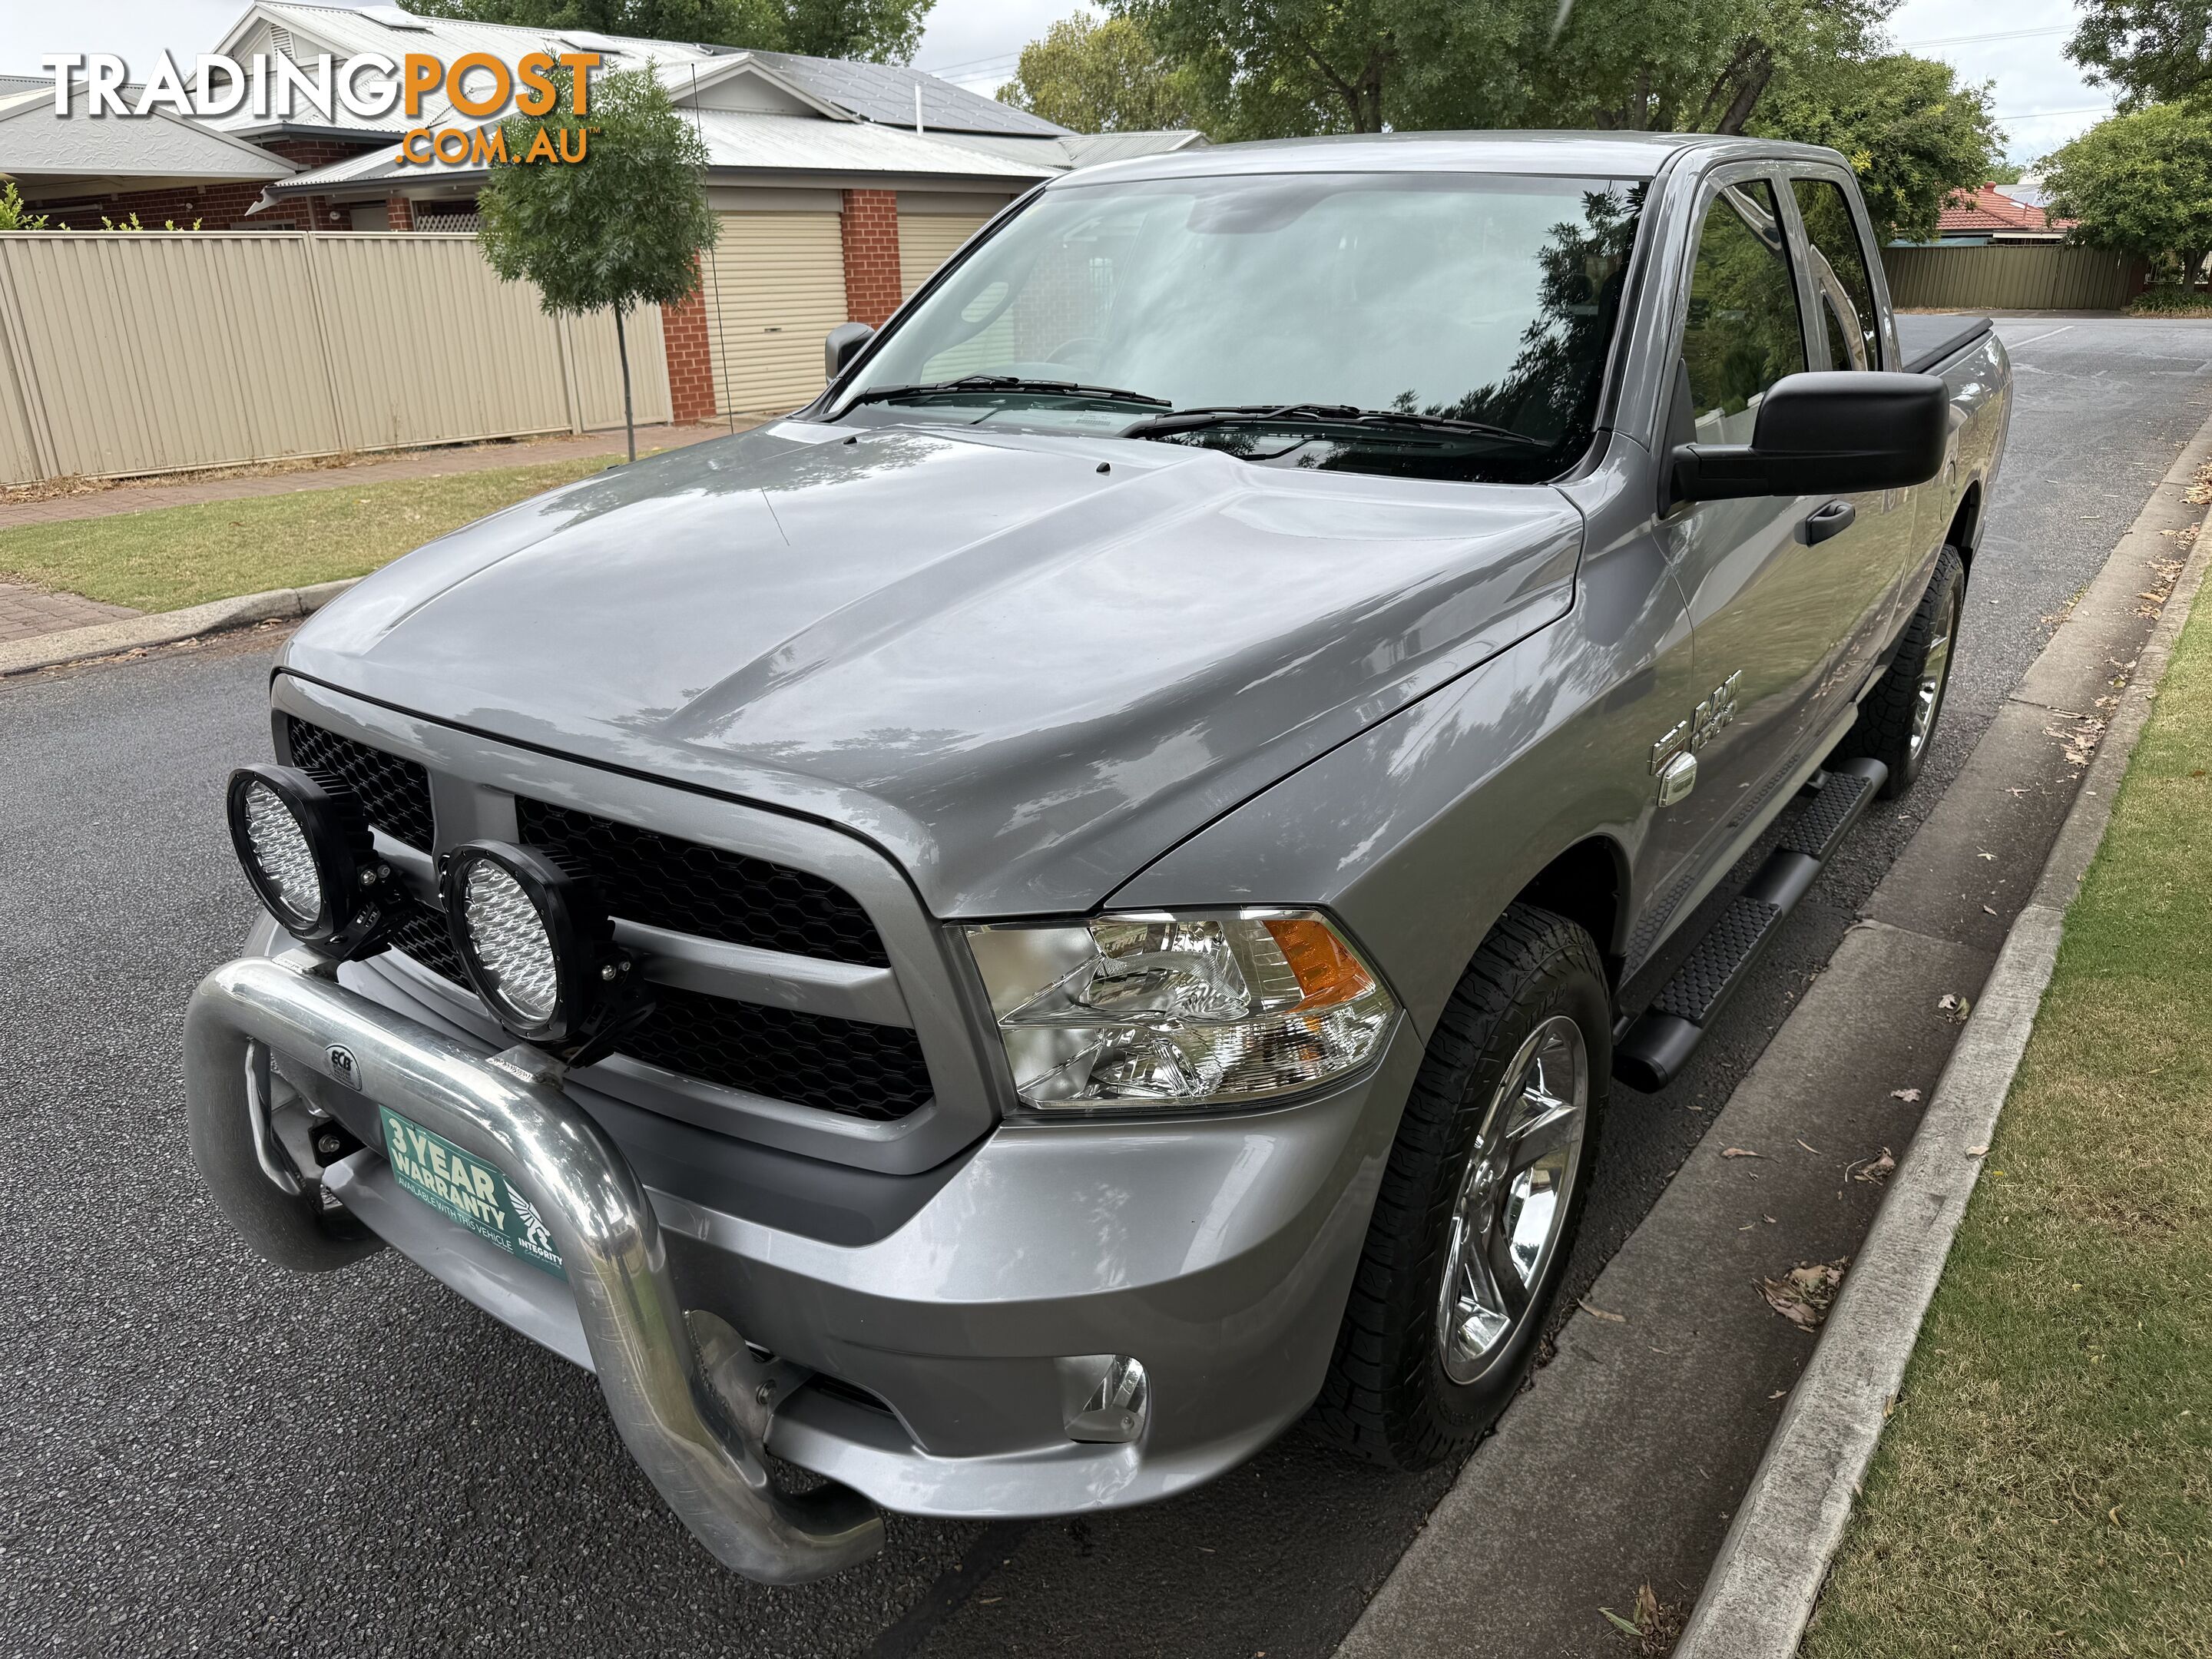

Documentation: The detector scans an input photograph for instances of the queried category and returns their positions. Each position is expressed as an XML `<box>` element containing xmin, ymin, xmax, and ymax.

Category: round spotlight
<box><xmin>440</xmin><ymin>841</ymin><xmax>637</xmax><ymax>1052</ymax></box>
<box><xmin>225</xmin><ymin>765</ymin><xmax>389</xmax><ymax>957</ymax></box>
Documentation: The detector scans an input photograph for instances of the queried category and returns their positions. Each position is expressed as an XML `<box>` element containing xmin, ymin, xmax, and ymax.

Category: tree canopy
<box><xmin>2067</xmin><ymin>0</ymin><xmax>2212</xmax><ymax>108</ymax></box>
<box><xmin>997</xmin><ymin>14</ymin><xmax>1207</xmax><ymax>132</ymax></box>
<box><xmin>1751</xmin><ymin>53</ymin><xmax>1999</xmax><ymax>240</ymax></box>
<box><xmin>478</xmin><ymin>65</ymin><xmax>717</xmax><ymax>457</ymax></box>
<box><xmin>399</xmin><ymin>0</ymin><xmax>935</xmax><ymax>62</ymax></box>
<box><xmin>2045</xmin><ymin>101</ymin><xmax>2212</xmax><ymax>282</ymax></box>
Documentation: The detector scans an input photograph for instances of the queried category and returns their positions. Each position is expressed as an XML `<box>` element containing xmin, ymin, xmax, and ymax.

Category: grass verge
<box><xmin>0</xmin><ymin>455</ymin><xmax>612</xmax><ymax>614</ymax></box>
<box><xmin>1800</xmin><ymin>578</ymin><xmax>2212</xmax><ymax>1652</ymax></box>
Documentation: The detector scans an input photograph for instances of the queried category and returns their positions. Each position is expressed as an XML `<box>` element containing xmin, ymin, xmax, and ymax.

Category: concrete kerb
<box><xmin>0</xmin><ymin>578</ymin><xmax>357</xmax><ymax>678</ymax></box>
<box><xmin>1670</xmin><ymin>480</ymin><xmax>2212</xmax><ymax>1657</ymax></box>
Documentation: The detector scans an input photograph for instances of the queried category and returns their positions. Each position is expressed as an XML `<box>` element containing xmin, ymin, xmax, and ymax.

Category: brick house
<box><xmin>1930</xmin><ymin>184</ymin><xmax>2071</xmax><ymax>246</ymax></box>
<box><xmin>0</xmin><ymin>3</ymin><xmax>1204</xmax><ymax>426</ymax></box>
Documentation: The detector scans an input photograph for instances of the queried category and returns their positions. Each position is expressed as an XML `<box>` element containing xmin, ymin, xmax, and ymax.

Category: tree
<box><xmin>478</xmin><ymin>66</ymin><xmax>717</xmax><ymax>460</ymax></box>
<box><xmin>998</xmin><ymin>14</ymin><xmax>1209</xmax><ymax>132</ymax></box>
<box><xmin>2045</xmin><ymin>102</ymin><xmax>2212</xmax><ymax>287</ymax></box>
<box><xmin>1109</xmin><ymin>0</ymin><xmax>1894</xmax><ymax>141</ymax></box>
<box><xmin>0</xmin><ymin>183</ymin><xmax>51</xmax><ymax>230</ymax></box>
<box><xmin>1752</xmin><ymin>54</ymin><xmax>2000</xmax><ymax>240</ymax></box>
<box><xmin>2067</xmin><ymin>0</ymin><xmax>2212</xmax><ymax>108</ymax></box>
<box><xmin>400</xmin><ymin>0</ymin><xmax>935</xmax><ymax>63</ymax></box>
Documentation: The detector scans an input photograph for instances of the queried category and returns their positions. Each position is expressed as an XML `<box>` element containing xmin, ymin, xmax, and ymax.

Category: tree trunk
<box><xmin>614</xmin><ymin>301</ymin><xmax>636</xmax><ymax>465</ymax></box>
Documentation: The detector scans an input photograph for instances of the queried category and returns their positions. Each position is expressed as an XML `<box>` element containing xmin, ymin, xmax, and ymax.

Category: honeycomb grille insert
<box><xmin>515</xmin><ymin>797</ymin><xmax>889</xmax><ymax>967</ymax></box>
<box><xmin>618</xmin><ymin>985</ymin><xmax>933</xmax><ymax>1121</ymax></box>
<box><xmin>286</xmin><ymin>718</ymin><xmax>435</xmax><ymax>852</ymax></box>
<box><xmin>386</xmin><ymin>893</ymin><xmax>466</xmax><ymax>985</ymax></box>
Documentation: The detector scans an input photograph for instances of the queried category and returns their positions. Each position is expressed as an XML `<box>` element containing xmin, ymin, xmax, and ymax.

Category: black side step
<box><xmin>1612</xmin><ymin>756</ymin><xmax>1887</xmax><ymax>1092</ymax></box>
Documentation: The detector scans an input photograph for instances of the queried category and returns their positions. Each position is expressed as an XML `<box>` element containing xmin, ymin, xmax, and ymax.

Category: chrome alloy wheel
<box><xmin>1909</xmin><ymin>588</ymin><xmax>1959</xmax><ymax>760</ymax></box>
<box><xmin>1435</xmin><ymin>1014</ymin><xmax>1589</xmax><ymax>1386</ymax></box>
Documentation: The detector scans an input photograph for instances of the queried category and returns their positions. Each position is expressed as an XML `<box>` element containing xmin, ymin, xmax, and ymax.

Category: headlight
<box><xmin>224</xmin><ymin>764</ymin><xmax>390</xmax><ymax>958</ymax></box>
<box><xmin>440</xmin><ymin>840</ymin><xmax>643</xmax><ymax>1056</ymax></box>
<box><xmin>965</xmin><ymin>909</ymin><xmax>1396</xmax><ymax>1113</ymax></box>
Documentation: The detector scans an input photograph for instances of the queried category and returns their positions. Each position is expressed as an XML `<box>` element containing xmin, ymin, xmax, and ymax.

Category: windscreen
<box><xmin>838</xmin><ymin>171</ymin><xmax>1647</xmax><ymax>482</ymax></box>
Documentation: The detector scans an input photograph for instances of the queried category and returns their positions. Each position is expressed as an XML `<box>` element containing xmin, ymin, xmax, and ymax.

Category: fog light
<box><xmin>440</xmin><ymin>839</ymin><xmax>646</xmax><ymax>1060</ymax></box>
<box><xmin>1061</xmin><ymin>1354</ymin><xmax>1149</xmax><ymax>1444</ymax></box>
<box><xmin>224</xmin><ymin>764</ymin><xmax>390</xmax><ymax>959</ymax></box>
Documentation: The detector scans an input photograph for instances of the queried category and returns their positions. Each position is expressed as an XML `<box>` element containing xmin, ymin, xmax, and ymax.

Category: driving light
<box><xmin>440</xmin><ymin>840</ymin><xmax>644</xmax><ymax>1058</ymax></box>
<box><xmin>224</xmin><ymin>764</ymin><xmax>391</xmax><ymax>959</ymax></box>
<box><xmin>965</xmin><ymin>909</ymin><xmax>1396</xmax><ymax>1113</ymax></box>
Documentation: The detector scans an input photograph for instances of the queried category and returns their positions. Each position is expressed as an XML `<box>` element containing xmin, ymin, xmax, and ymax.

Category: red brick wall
<box><xmin>840</xmin><ymin>188</ymin><xmax>902</xmax><ymax>328</ymax></box>
<box><xmin>661</xmin><ymin>259</ymin><xmax>718</xmax><ymax>426</ymax></box>
<box><xmin>26</xmin><ymin>136</ymin><xmax>383</xmax><ymax>230</ymax></box>
<box><xmin>385</xmin><ymin>195</ymin><xmax>415</xmax><ymax>232</ymax></box>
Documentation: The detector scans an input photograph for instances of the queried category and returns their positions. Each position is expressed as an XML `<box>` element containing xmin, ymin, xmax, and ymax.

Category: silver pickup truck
<box><xmin>187</xmin><ymin>131</ymin><xmax>2008</xmax><ymax>1582</ymax></box>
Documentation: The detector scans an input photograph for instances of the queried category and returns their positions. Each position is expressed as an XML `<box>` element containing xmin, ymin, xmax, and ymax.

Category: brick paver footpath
<box><xmin>0</xmin><ymin>584</ymin><xmax>137</xmax><ymax>644</ymax></box>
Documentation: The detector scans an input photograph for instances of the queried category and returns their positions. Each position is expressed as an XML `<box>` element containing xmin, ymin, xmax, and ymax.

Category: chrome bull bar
<box><xmin>184</xmin><ymin>952</ymin><xmax>886</xmax><ymax>1584</ymax></box>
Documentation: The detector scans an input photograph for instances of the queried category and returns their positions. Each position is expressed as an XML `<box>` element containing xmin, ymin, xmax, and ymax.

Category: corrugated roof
<box><xmin>258</xmin><ymin>105</ymin><xmax>1053</xmax><ymax>197</ymax></box>
<box><xmin>744</xmin><ymin>52</ymin><xmax>1067</xmax><ymax>137</ymax></box>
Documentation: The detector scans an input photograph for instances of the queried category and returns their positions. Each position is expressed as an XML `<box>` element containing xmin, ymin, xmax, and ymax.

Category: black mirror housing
<box><xmin>1670</xmin><ymin>371</ymin><xmax>1949</xmax><ymax>504</ymax></box>
<box><xmin>825</xmin><ymin>320</ymin><xmax>876</xmax><ymax>381</ymax></box>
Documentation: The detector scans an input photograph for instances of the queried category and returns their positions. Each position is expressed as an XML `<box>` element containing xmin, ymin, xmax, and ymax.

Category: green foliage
<box><xmin>2045</xmin><ymin>102</ymin><xmax>2212</xmax><ymax>276</ymax></box>
<box><xmin>2128</xmin><ymin>282</ymin><xmax>2212</xmax><ymax>313</ymax></box>
<box><xmin>399</xmin><ymin>0</ymin><xmax>935</xmax><ymax>62</ymax></box>
<box><xmin>478</xmin><ymin>65</ymin><xmax>715</xmax><ymax>316</ymax></box>
<box><xmin>1108</xmin><ymin>0</ymin><xmax>1896</xmax><ymax>140</ymax></box>
<box><xmin>2066</xmin><ymin>0</ymin><xmax>2212</xmax><ymax>108</ymax></box>
<box><xmin>0</xmin><ymin>182</ymin><xmax>50</xmax><ymax>230</ymax></box>
<box><xmin>1984</xmin><ymin>158</ymin><xmax>2025</xmax><ymax>184</ymax></box>
<box><xmin>997</xmin><ymin>14</ymin><xmax>1209</xmax><ymax>133</ymax></box>
<box><xmin>1752</xmin><ymin>54</ymin><xmax>2000</xmax><ymax>240</ymax></box>
<box><xmin>94</xmin><ymin>211</ymin><xmax>204</xmax><ymax>232</ymax></box>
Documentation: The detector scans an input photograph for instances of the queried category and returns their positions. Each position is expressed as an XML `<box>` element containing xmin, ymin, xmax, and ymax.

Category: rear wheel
<box><xmin>1839</xmin><ymin>545</ymin><xmax>1964</xmax><ymax>798</ymax></box>
<box><xmin>1313</xmin><ymin>905</ymin><xmax>1609</xmax><ymax>1470</ymax></box>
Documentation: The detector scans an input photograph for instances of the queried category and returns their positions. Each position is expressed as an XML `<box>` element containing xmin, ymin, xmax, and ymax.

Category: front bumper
<box><xmin>187</xmin><ymin>947</ymin><xmax>1416</xmax><ymax>1545</ymax></box>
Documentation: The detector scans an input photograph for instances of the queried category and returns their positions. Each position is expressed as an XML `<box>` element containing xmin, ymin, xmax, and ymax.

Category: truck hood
<box><xmin>283</xmin><ymin>421</ymin><xmax>1581</xmax><ymax>916</ymax></box>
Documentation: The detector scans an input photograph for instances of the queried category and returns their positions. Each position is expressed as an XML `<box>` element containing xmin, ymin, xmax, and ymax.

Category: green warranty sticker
<box><xmin>379</xmin><ymin>1105</ymin><xmax>565</xmax><ymax>1280</ymax></box>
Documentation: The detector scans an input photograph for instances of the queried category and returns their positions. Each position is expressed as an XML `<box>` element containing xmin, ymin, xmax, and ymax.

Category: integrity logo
<box><xmin>38</xmin><ymin>48</ymin><xmax>603</xmax><ymax>169</ymax></box>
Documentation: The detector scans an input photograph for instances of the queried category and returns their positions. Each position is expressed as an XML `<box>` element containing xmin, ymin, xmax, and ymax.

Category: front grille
<box><xmin>385</xmin><ymin>893</ymin><xmax>466</xmax><ymax>984</ymax></box>
<box><xmin>619</xmin><ymin>985</ymin><xmax>933</xmax><ymax>1120</ymax></box>
<box><xmin>515</xmin><ymin>798</ymin><xmax>889</xmax><ymax>967</ymax></box>
<box><xmin>287</xmin><ymin>718</ymin><xmax>435</xmax><ymax>852</ymax></box>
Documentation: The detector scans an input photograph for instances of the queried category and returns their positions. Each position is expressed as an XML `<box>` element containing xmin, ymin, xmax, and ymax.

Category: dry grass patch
<box><xmin>1801</xmin><ymin>579</ymin><xmax>2212</xmax><ymax>1655</ymax></box>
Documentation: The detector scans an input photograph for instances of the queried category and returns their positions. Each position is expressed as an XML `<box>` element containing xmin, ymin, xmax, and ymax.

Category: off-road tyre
<box><xmin>1837</xmin><ymin>545</ymin><xmax>1965</xmax><ymax>799</ymax></box>
<box><xmin>1310</xmin><ymin>904</ymin><xmax>1611</xmax><ymax>1471</ymax></box>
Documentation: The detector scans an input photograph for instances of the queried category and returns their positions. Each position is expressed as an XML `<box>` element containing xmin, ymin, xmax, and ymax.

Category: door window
<box><xmin>1681</xmin><ymin>180</ymin><xmax>1806</xmax><ymax>444</ymax></box>
<box><xmin>1792</xmin><ymin>179</ymin><xmax>1882</xmax><ymax>370</ymax></box>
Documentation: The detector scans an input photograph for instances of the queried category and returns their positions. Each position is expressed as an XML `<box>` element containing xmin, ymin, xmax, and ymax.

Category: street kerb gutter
<box><xmin>1670</xmin><ymin>473</ymin><xmax>2212</xmax><ymax>1658</ymax></box>
<box><xmin>0</xmin><ymin>578</ymin><xmax>358</xmax><ymax>678</ymax></box>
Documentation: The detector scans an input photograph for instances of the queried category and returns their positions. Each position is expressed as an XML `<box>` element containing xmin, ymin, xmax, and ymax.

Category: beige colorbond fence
<box><xmin>0</xmin><ymin>231</ymin><xmax>669</xmax><ymax>488</ymax></box>
<box><xmin>1881</xmin><ymin>243</ymin><xmax>2150</xmax><ymax>313</ymax></box>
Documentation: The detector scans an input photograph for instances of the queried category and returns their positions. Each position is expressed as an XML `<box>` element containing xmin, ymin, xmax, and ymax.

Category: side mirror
<box><xmin>1669</xmin><ymin>371</ymin><xmax>1948</xmax><ymax>505</ymax></box>
<box><xmin>825</xmin><ymin>320</ymin><xmax>875</xmax><ymax>380</ymax></box>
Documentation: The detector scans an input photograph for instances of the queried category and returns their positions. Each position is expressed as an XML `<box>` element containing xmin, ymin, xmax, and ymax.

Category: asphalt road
<box><xmin>3</xmin><ymin>316</ymin><xmax>2206</xmax><ymax>1659</ymax></box>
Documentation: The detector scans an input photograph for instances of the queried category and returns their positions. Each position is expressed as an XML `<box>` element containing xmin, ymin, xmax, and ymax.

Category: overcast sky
<box><xmin>1</xmin><ymin>0</ymin><xmax>2106</xmax><ymax>163</ymax></box>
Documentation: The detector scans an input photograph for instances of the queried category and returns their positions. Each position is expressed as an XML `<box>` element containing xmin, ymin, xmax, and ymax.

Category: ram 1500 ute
<box><xmin>187</xmin><ymin>131</ymin><xmax>2010</xmax><ymax>1582</ymax></box>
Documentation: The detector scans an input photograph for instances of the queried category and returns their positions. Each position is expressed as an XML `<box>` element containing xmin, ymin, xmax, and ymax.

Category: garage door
<box><xmin>899</xmin><ymin>211</ymin><xmax>992</xmax><ymax>296</ymax></box>
<box><xmin>702</xmin><ymin>211</ymin><xmax>848</xmax><ymax>416</ymax></box>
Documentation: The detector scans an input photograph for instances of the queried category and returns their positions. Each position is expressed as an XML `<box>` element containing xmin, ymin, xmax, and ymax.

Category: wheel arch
<box><xmin>1947</xmin><ymin>480</ymin><xmax>1984</xmax><ymax>577</ymax></box>
<box><xmin>1506</xmin><ymin>833</ymin><xmax>1631</xmax><ymax>992</ymax></box>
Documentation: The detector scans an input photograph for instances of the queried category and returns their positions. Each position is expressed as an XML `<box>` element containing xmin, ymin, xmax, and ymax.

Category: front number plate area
<box><xmin>379</xmin><ymin>1105</ymin><xmax>565</xmax><ymax>1280</ymax></box>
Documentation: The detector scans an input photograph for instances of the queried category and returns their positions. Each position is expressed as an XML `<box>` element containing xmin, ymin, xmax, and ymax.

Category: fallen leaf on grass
<box><xmin>1852</xmin><ymin>1148</ymin><xmax>1897</xmax><ymax>1184</ymax></box>
<box><xmin>1889</xmin><ymin>1088</ymin><xmax>1922</xmax><ymax>1103</ymax></box>
<box><xmin>1579</xmin><ymin>1300</ymin><xmax>1627</xmax><ymax>1323</ymax></box>
<box><xmin>1761</xmin><ymin>1259</ymin><xmax>1847</xmax><ymax>1332</ymax></box>
<box><xmin>1721</xmin><ymin>1146</ymin><xmax>1765</xmax><ymax>1159</ymax></box>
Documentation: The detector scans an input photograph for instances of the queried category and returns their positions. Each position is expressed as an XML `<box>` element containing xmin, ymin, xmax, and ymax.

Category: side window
<box><xmin>1681</xmin><ymin>180</ymin><xmax>1806</xmax><ymax>445</ymax></box>
<box><xmin>1792</xmin><ymin>178</ymin><xmax>1881</xmax><ymax>371</ymax></box>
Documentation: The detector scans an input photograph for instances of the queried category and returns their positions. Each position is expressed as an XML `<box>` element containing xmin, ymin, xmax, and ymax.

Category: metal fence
<box><xmin>1881</xmin><ymin>244</ymin><xmax>2150</xmax><ymax>313</ymax></box>
<box><xmin>0</xmin><ymin>231</ymin><xmax>670</xmax><ymax>488</ymax></box>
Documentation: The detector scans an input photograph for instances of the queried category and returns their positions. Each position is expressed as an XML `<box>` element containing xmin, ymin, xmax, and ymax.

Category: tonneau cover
<box><xmin>1896</xmin><ymin>314</ymin><xmax>1993</xmax><ymax>374</ymax></box>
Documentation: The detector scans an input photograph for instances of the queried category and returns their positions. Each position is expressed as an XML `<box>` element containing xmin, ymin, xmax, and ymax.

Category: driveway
<box><xmin>2</xmin><ymin>317</ymin><xmax>2205</xmax><ymax>1659</ymax></box>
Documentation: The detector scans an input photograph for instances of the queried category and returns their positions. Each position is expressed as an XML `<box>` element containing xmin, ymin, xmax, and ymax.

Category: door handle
<box><xmin>1800</xmin><ymin>499</ymin><xmax>1856</xmax><ymax>546</ymax></box>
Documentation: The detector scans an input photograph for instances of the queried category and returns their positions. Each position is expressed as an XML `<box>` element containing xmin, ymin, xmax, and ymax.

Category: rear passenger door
<box><xmin>1783</xmin><ymin>172</ymin><xmax>1922</xmax><ymax>693</ymax></box>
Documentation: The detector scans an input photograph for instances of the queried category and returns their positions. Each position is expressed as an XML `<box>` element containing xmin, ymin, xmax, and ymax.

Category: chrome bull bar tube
<box><xmin>184</xmin><ymin>952</ymin><xmax>886</xmax><ymax>1584</ymax></box>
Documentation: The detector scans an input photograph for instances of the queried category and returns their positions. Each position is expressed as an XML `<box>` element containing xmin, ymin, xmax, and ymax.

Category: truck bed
<box><xmin>1896</xmin><ymin>314</ymin><xmax>1994</xmax><ymax>374</ymax></box>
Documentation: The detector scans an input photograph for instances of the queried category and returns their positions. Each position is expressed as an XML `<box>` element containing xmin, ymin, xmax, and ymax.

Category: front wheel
<box><xmin>1839</xmin><ymin>545</ymin><xmax>1965</xmax><ymax>798</ymax></box>
<box><xmin>1312</xmin><ymin>905</ymin><xmax>1609</xmax><ymax>1470</ymax></box>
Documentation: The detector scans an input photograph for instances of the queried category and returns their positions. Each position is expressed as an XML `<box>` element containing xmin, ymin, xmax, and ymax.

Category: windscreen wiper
<box><xmin>1121</xmin><ymin>403</ymin><xmax>1543</xmax><ymax>445</ymax></box>
<box><xmin>843</xmin><ymin>375</ymin><xmax>1171</xmax><ymax>411</ymax></box>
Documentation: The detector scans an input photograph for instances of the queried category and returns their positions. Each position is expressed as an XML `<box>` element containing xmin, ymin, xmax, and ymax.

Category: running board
<box><xmin>1613</xmin><ymin>756</ymin><xmax>1887</xmax><ymax>1092</ymax></box>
